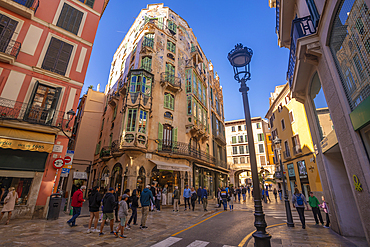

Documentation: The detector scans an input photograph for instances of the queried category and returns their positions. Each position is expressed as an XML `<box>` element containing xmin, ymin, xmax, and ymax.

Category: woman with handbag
<box><xmin>0</xmin><ymin>187</ymin><xmax>18</xmax><ymax>225</ymax></box>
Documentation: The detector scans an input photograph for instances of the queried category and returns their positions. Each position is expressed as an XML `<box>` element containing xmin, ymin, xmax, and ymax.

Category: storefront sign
<box><xmin>53</xmin><ymin>158</ymin><xmax>65</xmax><ymax>169</ymax></box>
<box><xmin>287</xmin><ymin>163</ymin><xmax>295</xmax><ymax>177</ymax></box>
<box><xmin>53</xmin><ymin>145</ymin><xmax>63</xmax><ymax>153</ymax></box>
<box><xmin>353</xmin><ymin>175</ymin><xmax>363</xmax><ymax>192</ymax></box>
<box><xmin>73</xmin><ymin>172</ymin><xmax>87</xmax><ymax>180</ymax></box>
<box><xmin>64</xmin><ymin>150</ymin><xmax>74</xmax><ymax>169</ymax></box>
<box><xmin>60</xmin><ymin>168</ymin><xmax>70</xmax><ymax>177</ymax></box>
<box><xmin>0</xmin><ymin>138</ymin><xmax>54</xmax><ymax>153</ymax></box>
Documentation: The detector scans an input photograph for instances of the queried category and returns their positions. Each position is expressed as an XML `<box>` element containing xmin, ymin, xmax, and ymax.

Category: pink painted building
<box><xmin>0</xmin><ymin>0</ymin><xmax>108</xmax><ymax>219</ymax></box>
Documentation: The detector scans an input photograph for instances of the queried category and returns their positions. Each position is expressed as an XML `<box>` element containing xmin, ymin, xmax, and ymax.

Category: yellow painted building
<box><xmin>265</xmin><ymin>83</ymin><xmax>323</xmax><ymax>199</ymax></box>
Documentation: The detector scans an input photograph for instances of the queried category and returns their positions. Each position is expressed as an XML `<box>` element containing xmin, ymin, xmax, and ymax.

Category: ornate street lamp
<box><xmin>228</xmin><ymin>44</ymin><xmax>271</xmax><ymax>246</ymax></box>
<box><xmin>60</xmin><ymin>109</ymin><xmax>75</xmax><ymax>141</ymax></box>
<box><xmin>273</xmin><ymin>136</ymin><xmax>294</xmax><ymax>227</ymax></box>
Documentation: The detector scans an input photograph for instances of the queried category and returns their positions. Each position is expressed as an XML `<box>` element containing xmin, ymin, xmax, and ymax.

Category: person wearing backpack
<box><xmin>292</xmin><ymin>188</ymin><xmax>309</xmax><ymax>229</ymax></box>
<box><xmin>87</xmin><ymin>186</ymin><xmax>102</xmax><ymax>233</ymax></box>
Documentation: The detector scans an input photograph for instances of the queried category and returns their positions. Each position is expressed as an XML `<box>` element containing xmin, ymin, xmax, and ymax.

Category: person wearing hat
<box><xmin>114</xmin><ymin>194</ymin><xmax>129</xmax><ymax>238</ymax></box>
<box><xmin>0</xmin><ymin>187</ymin><xmax>18</xmax><ymax>225</ymax></box>
<box><xmin>67</xmin><ymin>185</ymin><xmax>86</xmax><ymax>227</ymax></box>
<box><xmin>99</xmin><ymin>187</ymin><xmax>116</xmax><ymax>236</ymax></box>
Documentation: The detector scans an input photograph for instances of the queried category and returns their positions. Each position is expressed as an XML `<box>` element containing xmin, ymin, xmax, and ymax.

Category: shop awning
<box><xmin>149</xmin><ymin>160</ymin><xmax>191</xmax><ymax>172</ymax></box>
<box><xmin>0</xmin><ymin>127</ymin><xmax>55</xmax><ymax>153</ymax></box>
<box><xmin>194</xmin><ymin>163</ymin><xmax>229</xmax><ymax>175</ymax></box>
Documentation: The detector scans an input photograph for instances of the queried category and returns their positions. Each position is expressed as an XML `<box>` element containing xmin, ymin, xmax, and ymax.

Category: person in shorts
<box><xmin>99</xmin><ymin>187</ymin><xmax>116</xmax><ymax>236</ymax></box>
<box><xmin>114</xmin><ymin>194</ymin><xmax>129</xmax><ymax>238</ymax></box>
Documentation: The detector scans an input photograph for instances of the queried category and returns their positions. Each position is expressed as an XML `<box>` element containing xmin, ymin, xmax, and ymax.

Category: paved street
<box><xmin>0</xmin><ymin>195</ymin><xmax>366</xmax><ymax>247</ymax></box>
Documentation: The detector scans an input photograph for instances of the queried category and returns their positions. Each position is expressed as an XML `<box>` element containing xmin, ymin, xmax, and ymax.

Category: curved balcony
<box><xmin>108</xmin><ymin>92</ymin><xmax>119</xmax><ymax>107</ymax></box>
<box><xmin>111</xmin><ymin>140</ymin><xmax>123</xmax><ymax>157</ymax></box>
<box><xmin>100</xmin><ymin>146</ymin><xmax>111</xmax><ymax>160</ymax></box>
<box><xmin>185</xmin><ymin>115</ymin><xmax>209</xmax><ymax>141</ymax></box>
<box><xmin>160</xmin><ymin>72</ymin><xmax>181</xmax><ymax>93</ymax></box>
<box><xmin>141</xmin><ymin>37</ymin><xmax>154</xmax><ymax>54</ymax></box>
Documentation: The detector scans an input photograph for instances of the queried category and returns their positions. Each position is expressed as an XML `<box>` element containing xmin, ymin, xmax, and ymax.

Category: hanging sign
<box><xmin>53</xmin><ymin>158</ymin><xmax>65</xmax><ymax>169</ymax></box>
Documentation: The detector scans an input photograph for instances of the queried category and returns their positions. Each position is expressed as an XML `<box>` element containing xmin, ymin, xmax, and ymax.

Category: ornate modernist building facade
<box><xmin>91</xmin><ymin>3</ymin><xmax>227</xmax><ymax>199</ymax></box>
<box><xmin>0</xmin><ymin>0</ymin><xmax>108</xmax><ymax>218</ymax></box>
<box><xmin>270</xmin><ymin>0</ymin><xmax>370</xmax><ymax>242</ymax></box>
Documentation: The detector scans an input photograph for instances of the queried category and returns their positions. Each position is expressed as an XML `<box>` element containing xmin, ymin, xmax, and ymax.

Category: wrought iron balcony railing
<box><xmin>100</xmin><ymin>146</ymin><xmax>111</xmax><ymax>158</ymax></box>
<box><xmin>0</xmin><ymin>98</ymin><xmax>64</xmax><ymax>127</ymax></box>
<box><xmin>160</xmin><ymin>72</ymin><xmax>181</xmax><ymax>88</ymax></box>
<box><xmin>287</xmin><ymin>16</ymin><xmax>316</xmax><ymax>87</ymax></box>
<box><xmin>111</xmin><ymin>140</ymin><xmax>121</xmax><ymax>153</ymax></box>
<box><xmin>142</xmin><ymin>37</ymin><xmax>154</xmax><ymax>49</ymax></box>
<box><xmin>12</xmin><ymin>0</ymin><xmax>39</xmax><ymax>12</ymax></box>
<box><xmin>157</xmin><ymin>139</ymin><xmax>227</xmax><ymax>169</ymax></box>
<box><xmin>292</xmin><ymin>145</ymin><xmax>302</xmax><ymax>155</ymax></box>
<box><xmin>0</xmin><ymin>38</ymin><xmax>21</xmax><ymax>59</ymax></box>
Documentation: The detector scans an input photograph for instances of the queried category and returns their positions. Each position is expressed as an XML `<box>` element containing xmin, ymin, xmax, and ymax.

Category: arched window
<box><xmin>329</xmin><ymin>0</ymin><xmax>370</xmax><ymax>110</ymax></box>
<box><xmin>137</xmin><ymin>166</ymin><xmax>146</xmax><ymax>193</ymax></box>
<box><xmin>110</xmin><ymin>163</ymin><xmax>122</xmax><ymax>192</ymax></box>
<box><xmin>164</xmin><ymin>93</ymin><xmax>174</xmax><ymax>110</ymax></box>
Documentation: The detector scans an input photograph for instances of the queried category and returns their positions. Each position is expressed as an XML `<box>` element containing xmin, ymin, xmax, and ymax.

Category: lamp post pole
<box><xmin>240</xmin><ymin>78</ymin><xmax>271</xmax><ymax>246</ymax></box>
<box><xmin>277</xmin><ymin>144</ymin><xmax>294</xmax><ymax>227</ymax></box>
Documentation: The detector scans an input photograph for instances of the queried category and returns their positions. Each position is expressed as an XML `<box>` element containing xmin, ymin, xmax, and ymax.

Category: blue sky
<box><xmin>83</xmin><ymin>1</ymin><xmax>290</xmax><ymax>121</ymax></box>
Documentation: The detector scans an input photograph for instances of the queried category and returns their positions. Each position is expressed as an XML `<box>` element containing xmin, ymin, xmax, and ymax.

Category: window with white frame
<box><xmin>57</xmin><ymin>3</ymin><xmax>84</xmax><ymax>35</ymax></box>
<box><xmin>232</xmin><ymin>146</ymin><xmax>238</xmax><ymax>155</ymax></box>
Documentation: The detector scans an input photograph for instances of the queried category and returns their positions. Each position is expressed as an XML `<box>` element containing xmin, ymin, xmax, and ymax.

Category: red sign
<box><xmin>64</xmin><ymin>156</ymin><xmax>71</xmax><ymax>164</ymax></box>
<box><xmin>53</xmin><ymin>158</ymin><xmax>65</xmax><ymax>169</ymax></box>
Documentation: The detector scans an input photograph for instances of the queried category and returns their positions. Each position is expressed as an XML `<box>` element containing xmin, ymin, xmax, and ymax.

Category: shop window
<box><xmin>42</xmin><ymin>37</ymin><xmax>73</xmax><ymax>76</ymax></box>
<box><xmin>110</xmin><ymin>163</ymin><xmax>122</xmax><ymax>191</ymax></box>
<box><xmin>57</xmin><ymin>4</ymin><xmax>83</xmax><ymax>35</ymax></box>
<box><xmin>126</xmin><ymin>109</ymin><xmax>137</xmax><ymax>132</ymax></box>
<box><xmin>136</xmin><ymin>167</ymin><xmax>146</xmax><ymax>194</ymax></box>
<box><xmin>138</xmin><ymin>110</ymin><xmax>148</xmax><ymax>134</ymax></box>
<box><xmin>329</xmin><ymin>0</ymin><xmax>370</xmax><ymax>110</ymax></box>
<box><xmin>79</xmin><ymin>0</ymin><xmax>95</xmax><ymax>8</ymax></box>
<box><xmin>164</xmin><ymin>93</ymin><xmax>174</xmax><ymax>110</ymax></box>
<box><xmin>297</xmin><ymin>160</ymin><xmax>308</xmax><ymax>179</ymax></box>
<box><xmin>0</xmin><ymin>177</ymin><xmax>33</xmax><ymax>205</ymax></box>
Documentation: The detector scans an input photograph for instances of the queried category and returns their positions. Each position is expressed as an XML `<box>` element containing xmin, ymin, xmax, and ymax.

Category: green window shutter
<box><xmin>245</xmin><ymin>135</ymin><xmax>248</xmax><ymax>142</ymax></box>
<box><xmin>101</xmin><ymin>118</ymin><xmax>104</xmax><ymax>130</ymax></box>
<box><xmin>262</xmin><ymin>134</ymin><xmax>264</xmax><ymax>141</ymax></box>
<box><xmin>85</xmin><ymin>0</ymin><xmax>95</xmax><ymax>8</ymax></box>
<box><xmin>158</xmin><ymin>123</ymin><xmax>163</xmax><ymax>150</ymax></box>
<box><xmin>164</xmin><ymin>93</ymin><xmax>169</xmax><ymax>108</ymax></box>
<box><xmin>144</xmin><ymin>16</ymin><xmax>150</xmax><ymax>25</ymax></box>
<box><xmin>113</xmin><ymin>106</ymin><xmax>117</xmax><ymax>120</ymax></box>
<box><xmin>170</xmin><ymin>95</ymin><xmax>174</xmax><ymax>110</ymax></box>
<box><xmin>232</xmin><ymin>136</ymin><xmax>236</xmax><ymax>144</ymax></box>
<box><xmin>158</xmin><ymin>17</ymin><xmax>164</xmax><ymax>29</ymax></box>
<box><xmin>172</xmin><ymin>127</ymin><xmax>178</xmax><ymax>152</ymax></box>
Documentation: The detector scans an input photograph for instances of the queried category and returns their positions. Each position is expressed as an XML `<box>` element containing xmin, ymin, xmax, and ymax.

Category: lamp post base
<box><xmin>284</xmin><ymin>198</ymin><xmax>295</xmax><ymax>227</ymax></box>
<box><xmin>253</xmin><ymin>231</ymin><xmax>272</xmax><ymax>247</ymax></box>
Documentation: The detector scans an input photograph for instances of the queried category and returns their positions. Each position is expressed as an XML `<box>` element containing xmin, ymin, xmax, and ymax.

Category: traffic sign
<box><xmin>53</xmin><ymin>158</ymin><xmax>65</xmax><ymax>169</ymax></box>
<box><xmin>64</xmin><ymin>156</ymin><xmax>71</xmax><ymax>163</ymax></box>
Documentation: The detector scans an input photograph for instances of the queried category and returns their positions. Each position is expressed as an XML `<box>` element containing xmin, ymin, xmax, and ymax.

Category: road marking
<box><xmin>151</xmin><ymin>236</ymin><xmax>182</xmax><ymax>247</ymax></box>
<box><xmin>186</xmin><ymin>240</ymin><xmax>209</xmax><ymax>247</ymax></box>
<box><xmin>171</xmin><ymin>211</ymin><xmax>223</xmax><ymax>236</ymax></box>
<box><xmin>237</xmin><ymin>223</ymin><xmax>286</xmax><ymax>247</ymax></box>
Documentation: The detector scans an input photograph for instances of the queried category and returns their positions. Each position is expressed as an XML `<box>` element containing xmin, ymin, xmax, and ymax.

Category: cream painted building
<box><xmin>91</xmin><ymin>3</ymin><xmax>228</xmax><ymax>199</ymax></box>
<box><xmin>225</xmin><ymin>118</ymin><xmax>273</xmax><ymax>187</ymax></box>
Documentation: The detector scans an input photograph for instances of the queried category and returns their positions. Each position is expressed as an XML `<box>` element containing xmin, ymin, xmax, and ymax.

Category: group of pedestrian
<box><xmin>292</xmin><ymin>188</ymin><xmax>330</xmax><ymax>229</ymax></box>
